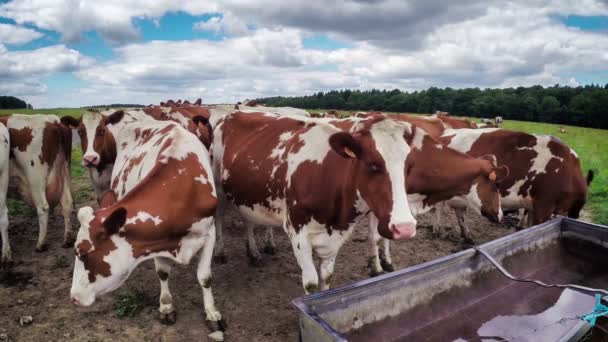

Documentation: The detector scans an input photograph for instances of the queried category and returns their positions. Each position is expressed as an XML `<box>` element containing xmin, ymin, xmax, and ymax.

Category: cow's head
<box><xmin>466</xmin><ymin>155</ymin><xmax>509</xmax><ymax>222</ymax></box>
<box><xmin>62</xmin><ymin>110</ymin><xmax>123</xmax><ymax>169</ymax></box>
<box><xmin>192</xmin><ymin>115</ymin><xmax>213</xmax><ymax>149</ymax></box>
<box><xmin>70</xmin><ymin>205</ymin><xmax>132</xmax><ymax>306</ymax></box>
<box><xmin>329</xmin><ymin>117</ymin><xmax>417</xmax><ymax>240</ymax></box>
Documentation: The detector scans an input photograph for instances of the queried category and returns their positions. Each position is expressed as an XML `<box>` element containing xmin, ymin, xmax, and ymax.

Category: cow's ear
<box><xmin>490</xmin><ymin>165</ymin><xmax>509</xmax><ymax>183</ymax></box>
<box><xmin>60</xmin><ymin>116</ymin><xmax>80</xmax><ymax>129</ymax></box>
<box><xmin>329</xmin><ymin>132</ymin><xmax>362</xmax><ymax>159</ymax></box>
<box><xmin>480</xmin><ymin>154</ymin><xmax>498</xmax><ymax>167</ymax></box>
<box><xmin>192</xmin><ymin>115</ymin><xmax>209</xmax><ymax>127</ymax></box>
<box><xmin>103</xmin><ymin>207</ymin><xmax>127</xmax><ymax>236</ymax></box>
<box><xmin>106</xmin><ymin>110</ymin><xmax>125</xmax><ymax>125</ymax></box>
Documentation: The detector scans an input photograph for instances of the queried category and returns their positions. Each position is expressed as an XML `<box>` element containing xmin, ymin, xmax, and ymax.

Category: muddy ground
<box><xmin>0</xmin><ymin>198</ymin><xmax>565</xmax><ymax>341</ymax></box>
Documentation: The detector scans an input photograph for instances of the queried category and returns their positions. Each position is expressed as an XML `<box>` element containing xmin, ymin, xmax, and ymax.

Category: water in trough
<box><xmin>347</xmin><ymin>237</ymin><xmax>608</xmax><ymax>341</ymax></box>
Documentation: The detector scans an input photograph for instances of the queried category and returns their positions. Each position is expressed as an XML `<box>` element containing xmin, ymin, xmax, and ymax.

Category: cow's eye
<box><xmin>96</xmin><ymin>128</ymin><xmax>105</xmax><ymax>136</ymax></box>
<box><xmin>369</xmin><ymin>163</ymin><xmax>382</xmax><ymax>173</ymax></box>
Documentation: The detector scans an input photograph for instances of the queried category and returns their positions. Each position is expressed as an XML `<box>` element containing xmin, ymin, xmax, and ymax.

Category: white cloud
<box><xmin>0</xmin><ymin>23</ymin><xmax>43</xmax><ymax>45</ymax></box>
<box><xmin>0</xmin><ymin>44</ymin><xmax>93</xmax><ymax>99</ymax></box>
<box><xmin>194</xmin><ymin>12</ymin><xmax>250</xmax><ymax>37</ymax></box>
<box><xmin>2</xmin><ymin>0</ymin><xmax>608</xmax><ymax>107</ymax></box>
<box><xmin>0</xmin><ymin>0</ymin><xmax>219</xmax><ymax>43</ymax></box>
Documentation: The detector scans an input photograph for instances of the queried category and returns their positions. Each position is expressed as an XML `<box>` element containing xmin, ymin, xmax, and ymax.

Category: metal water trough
<box><xmin>293</xmin><ymin>217</ymin><xmax>608</xmax><ymax>342</ymax></box>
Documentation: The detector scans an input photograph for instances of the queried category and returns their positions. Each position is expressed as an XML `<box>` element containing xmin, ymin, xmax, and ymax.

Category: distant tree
<box><xmin>256</xmin><ymin>84</ymin><xmax>608</xmax><ymax>129</ymax></box>
<box><xmin>0</xmin><ymin>96</ymin><xmax>27</xmax><ymax>109</ymax></box>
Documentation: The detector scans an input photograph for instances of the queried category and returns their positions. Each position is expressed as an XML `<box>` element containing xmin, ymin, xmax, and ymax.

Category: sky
<box><xmin>0</xmin><ymin>1</ymin><xmax>607</xmax><ymax>108</ymax></box>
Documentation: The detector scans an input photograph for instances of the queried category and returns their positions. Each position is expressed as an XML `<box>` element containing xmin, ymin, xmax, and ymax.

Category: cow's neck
<box><xmin>409</xmin><ymin>141</ymin><xmax>482</xmax><ymax>206</ymax></box>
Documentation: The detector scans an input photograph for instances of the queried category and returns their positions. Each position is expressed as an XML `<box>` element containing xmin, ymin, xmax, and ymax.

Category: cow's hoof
<box><xmin>248</xmin><ymin>256</ymin><xmax>264</xmax><ymax>267</ymax></box>
<box><xmin>369</xmin><ymin>269</ymin><xmax>384</xmax><ymax>278</ymax></box>
<box><xmin>262</xmin><ymin>245</ymin><xmax>276</xmax><ymax>255</ymax></box>
<box><xmin>380</xmin><ymin>261</ymin><xmax>394</xmax><ymax>273</ymax></box>
<box><xmin>206</xmin><ymin>318</ymin><xmax>227</xmax><ymax>332</ymax></box>
<box><xmin>35</xmin><ymin>245</ymin><xmax>48</xmax><ymax>253</ymax></box>
<box><xmin>159</xmin><ymin>310</ymin><xmax>177</xmax><ymax>325</ymax></box>
<box><xmin>213</xmin><ymin>254</ymin><xmax>227</xmax><ymax>264</ymax></box>
<box><xmin>462</xmin><ymin>237</ymin><xmax>475</xmax><ymax>246</ymax></box>
<box><xmin>62</xmin><ymin>237</ymin><xmax>76</xmax><ymax>248</ymax></box>
<box><xmin>1</xmin><ymin>258</ymin><xmax>13</xmax><ymax>269</ymax></box>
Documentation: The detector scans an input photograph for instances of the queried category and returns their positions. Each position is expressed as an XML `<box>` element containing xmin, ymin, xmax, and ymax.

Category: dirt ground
<box><xmin>0</xmin><ymin>199</ymin><xmax>554</xmax><ymax>341</ymax></box>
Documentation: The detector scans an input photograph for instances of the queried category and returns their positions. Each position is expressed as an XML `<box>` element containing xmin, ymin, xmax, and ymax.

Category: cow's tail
<box><xmin>587</xmin><ymin>170</ymin><xmax>594</xmax><ymax>186</ymax></box>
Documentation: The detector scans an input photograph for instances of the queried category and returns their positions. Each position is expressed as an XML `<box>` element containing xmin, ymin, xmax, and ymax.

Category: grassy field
<box><xmin>1</xmin><ymin>107</ymin><xmax>606</xmax><ymax>224</ymax></box>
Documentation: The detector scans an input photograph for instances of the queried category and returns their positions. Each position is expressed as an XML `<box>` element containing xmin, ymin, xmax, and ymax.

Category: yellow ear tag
<box><xmin>344</xmin><ymin>147</ymin><xmax>356</xmax><ymax>158</ymax></box>
<box><xmin>489</xmin><ymin>171</ymin><xmax>497</xmax><ymax>182</ymax></box>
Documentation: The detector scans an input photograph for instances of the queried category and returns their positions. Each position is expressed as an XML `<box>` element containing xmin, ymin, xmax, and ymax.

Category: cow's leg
<box><xmin>319</xmin><ymin>254</ymin><xmax>337</xmax><ymax>291</ymax></box>
<box><xmin>154</xmin><ymin>257</ymin><xmax>176</xmax><ymax>325</ymax></box>
<box><xmin>431</xmin><ymin>206</ymin><xmax>442</xmax><ymax>237</ymax></box>
<box><xmin>212</xmin><ymin>195</ymin><xmax>227</xmax><ymax>264</ymax></box>
<box><xmin>516</xmin><ymin>209</ymin><xmax>529</xmax><ymax>229</ymax></box>
<box><xmin>262</xmin><ymin>227</ymin><xmax>276</xmax><ymax>255</ymax></box>
<box><xmin>379</xmin><ymin>238</ymin><xmax>394</xmax><ymax>272</ymax></box>
<box><xmin>367</xmin><ymin>216</ymin><xmax>383</xmax><ymax>277</ymax></box>
<box><xmin>60</xmin><ymin>174</ymin><xmax>75</xmax><ymax>248</ymax></box>
<box><xmin>454</xmin><ymin>207</ymin><xmax>474</xmax><ymax>245</ymax></box>
<box><xmin>196</xmin><ymin>225</ymin><xmax>226</xmax><ymax>335</ymax></box>
<box><xmin>245</xmin><ymin>222</ymin><xmax>263</xmax><ymax>267</ymax></box>
<box><xmin>290</xmin><ymin>230</ymin><xmax>318</xmax><ymax>294</ymax></box>
<box><xmin>31</xmin><ymin>189</ymin><xmax>50</xmax><ymax>252</ymax></box>
<box><xmin>0</xmin><ymin>164</ymin><xmax>9</xmax><ymax>266</ymax></box>
<box><xmin>0</xmin><ymin>202</ymin><xmax>9</xmax><ymax>266</ymax></box>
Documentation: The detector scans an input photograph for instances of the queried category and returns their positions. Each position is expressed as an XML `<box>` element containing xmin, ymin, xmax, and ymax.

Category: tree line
<box><xmin>0</xmin><ymin>96</ymin><xmax>32</xmax><ymax>109</ymax></box>
<box><xmin>256</xmin><ymin>84</ymin><xmax>608</xmax><ymax>129</ymax></box>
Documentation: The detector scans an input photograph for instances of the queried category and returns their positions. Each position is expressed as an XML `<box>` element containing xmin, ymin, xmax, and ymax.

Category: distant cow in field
<box><xmin>434</xmin><ymin>113</ymin><xmax>478</xmax><ymax>129</ymax></box>
<box><xmin>495</xmin><ymin>116</ymin><xmax>503</xmax><ymax>127</ymax></box>
<box><xmin>0</xmin><ymin>114</ymin><xmax>74</xmax><ymax>256</ymax></box>
<box><xmin>69</xmin><ymin>110</ymin><xmax>225</xmax><ymax>336</ymax></box>
<box><xmin>212</xmin><ymin>112</ymin><xmax>418</xmax><ymax>292</ymax></box>
<box><xmin>440</xmin><ymin>128</ymin><xmax>592</xmax><ymax>233</ymax></box>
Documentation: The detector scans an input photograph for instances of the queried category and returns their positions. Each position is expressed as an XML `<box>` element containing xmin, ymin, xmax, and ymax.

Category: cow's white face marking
<box><xmin>81</xmin><ymin>112</ymin><xmax>105</xmax><ymax>164</ymax></box>
<box><xmin>369</xmin><ymin>120</ymin><xmax>417</xmax><ymax>230</ymax></box>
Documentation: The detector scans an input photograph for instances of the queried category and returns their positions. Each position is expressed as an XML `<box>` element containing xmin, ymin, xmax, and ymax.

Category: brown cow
<box><xmin>70</xmin><ymin>110</ymin><xmax>225</xmax><ymax>336</ymax></box>
<box><xmin>441</xmin><ymin>128</ymin><xmax>592</xmax><ymax>233</ymax></box>
<box><xmin>0</xmin><ymin>114</ymin><xmax>74</xmax><ymax>254</ymax></box>
<box><xmin>212</xmin><ymin>112</ymin><xmax>419</xmax><ymax>292</ymax></box>
<box><xmin>434</xmin><ymin>113</ymin><xmax>478</xmax><ymax>129</ymax></box>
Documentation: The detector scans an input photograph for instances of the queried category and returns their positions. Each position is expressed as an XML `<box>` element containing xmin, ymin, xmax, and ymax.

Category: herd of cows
<box><xmin>0</xmin><ymin>100</ymin><xmax>593</xmax><ymax>339</ymax></box>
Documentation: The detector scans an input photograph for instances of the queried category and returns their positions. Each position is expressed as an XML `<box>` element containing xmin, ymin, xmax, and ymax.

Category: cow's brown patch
<box><xmin>8</xmin><ymin>126</ymin><xmax>33</xmax><ymax>153</ymax></box>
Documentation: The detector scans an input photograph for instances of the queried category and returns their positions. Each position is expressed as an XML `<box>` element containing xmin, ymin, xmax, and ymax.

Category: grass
<box><xmin>309</xmin><ymin>109</ymin><xmax>608</xmax><ymax>225</ymax></box>
<box><xmin>53</xmin><ymin>255</ymin><xmax>69</xmax><ymax>269</ymax></box>
<box><xmin>113</xmin><ymin>290</ymin><xmax>148</xmax><ymax>318</ymax></box>
<box><xmin>0</xmin><ymin>108</ymin><xmax>85</xmax><ymax>118</ymax></box>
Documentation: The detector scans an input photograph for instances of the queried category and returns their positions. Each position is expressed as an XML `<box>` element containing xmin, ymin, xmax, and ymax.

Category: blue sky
<box><xmin>0</xmin><ymin>1</ymin><xmax>607</xmax><ymax>108</ymax></box>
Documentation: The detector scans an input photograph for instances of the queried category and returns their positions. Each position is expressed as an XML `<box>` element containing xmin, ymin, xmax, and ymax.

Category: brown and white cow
<box><xmin>440</xmin><ymin>128</ymin><xmax>592</xmax><ymax>234</ymax></box>
<box><xmin>0</xmin><ymin>123</ymin><xmax>10</xmax><ymax>265</ymax></box>
<box><xmin>61</xmin><ymin>108</ymin><xmax>212</xmax><ymax>204</ymax></box>
<box><xmin>0</xmin><ymin>114</ymin><xmax>74</xmax><ymax>254</ymax></box>
<box><xmin>212</xmin><ymin>111</ymin><xmax>418</xmax><ymax>293</ymax></box>
<box><xmin>361</xmin><ymin>119</ymin><xmax>508</xmax><ymax>275</ymax></box>
<box><xmin>70</xmin><ymin>110</ymin><xmax>225</xmax><ymax>336</ymax></box>
<box><xmin>434</xmin><ymin>113</ymin><xmax>478</xmax><ymax>129</ymax></box>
